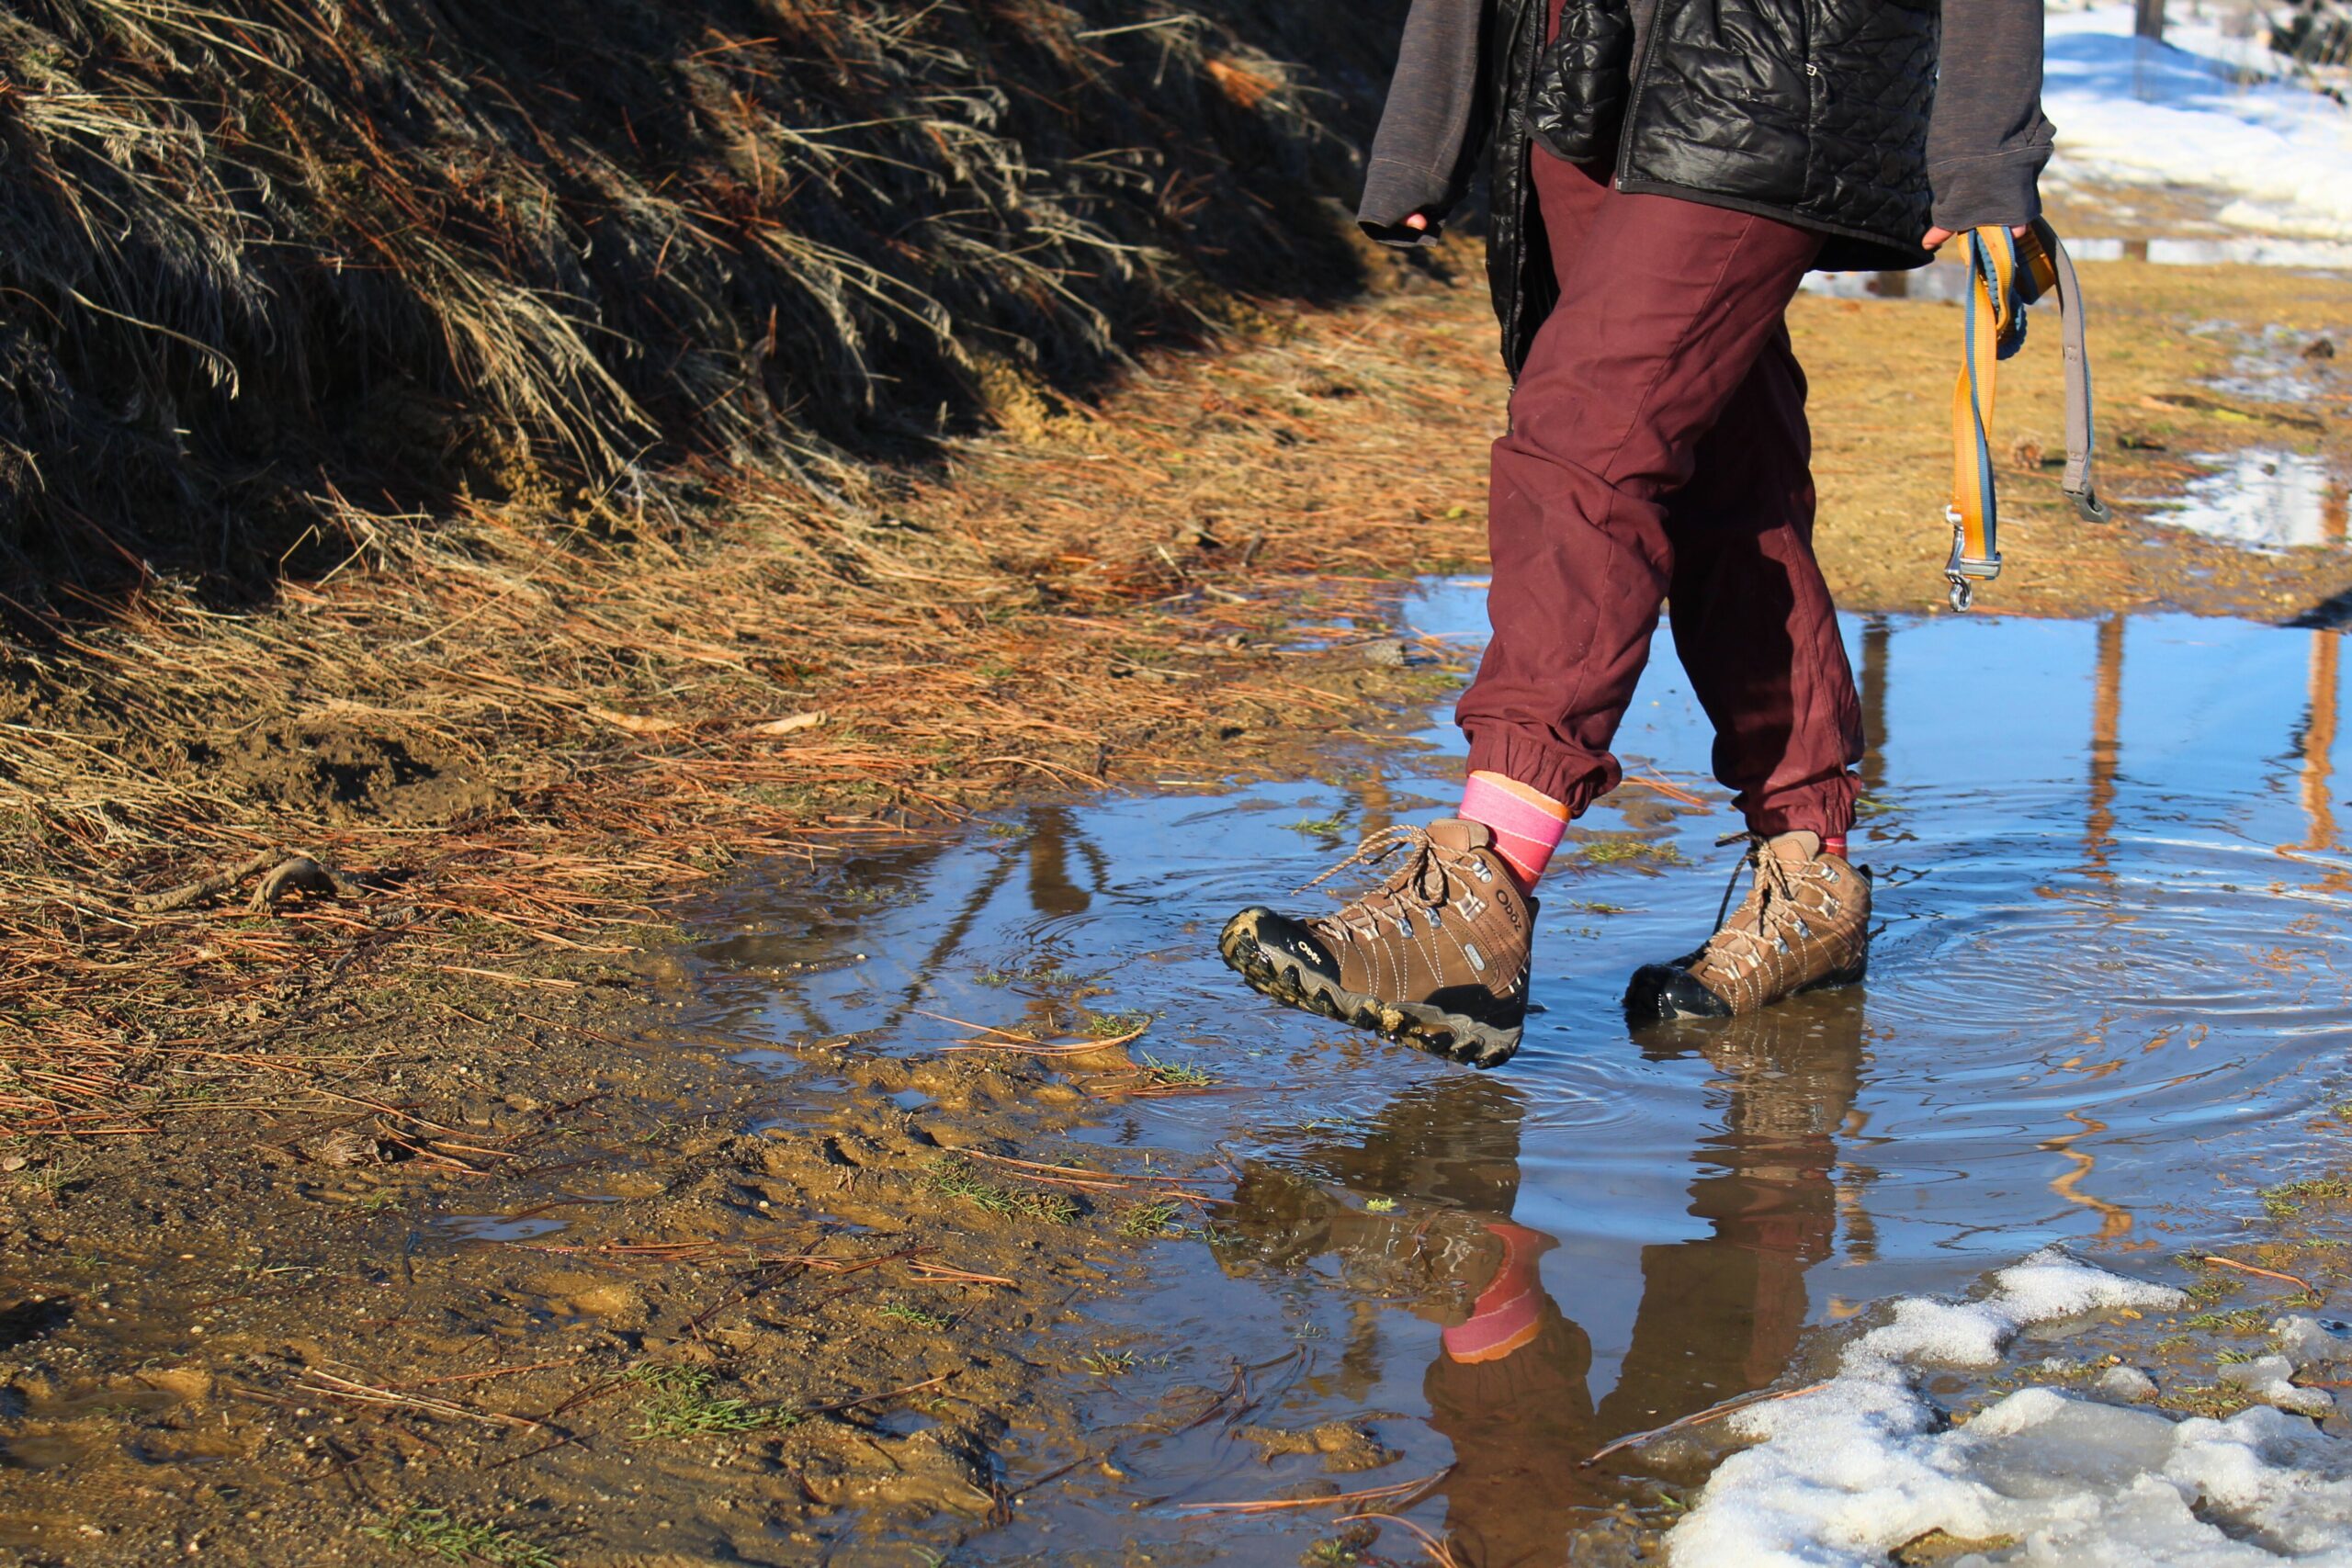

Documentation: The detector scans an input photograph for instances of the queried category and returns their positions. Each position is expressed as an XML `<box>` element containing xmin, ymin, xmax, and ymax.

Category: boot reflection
<box><xmin>1214</xmin><ymin>994</ymin><xmax>1867</xmax><ymax>1568</ymax></box>
<box><xmin>1601</xmin><ymin>992</ymin><xmax>1866</xmax><ymax>1433</ymax></box>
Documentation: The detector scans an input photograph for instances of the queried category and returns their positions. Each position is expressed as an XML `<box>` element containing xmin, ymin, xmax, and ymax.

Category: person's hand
<box><xmin>1406</xmin><ymin>213</ymin><xmax>1430</xmax><ymax>233</ymax></box>
<box><xmin>1921</xmin><ymin>222</ymin><xmax>2034</xmax><ymax>250</ymax></box>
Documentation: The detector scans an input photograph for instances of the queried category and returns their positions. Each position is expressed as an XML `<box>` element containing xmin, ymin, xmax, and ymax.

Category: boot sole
<box><xmin>1623</xmin><ymin>955</ymin><xmax>1870</xmax><ymax>1025</ymax></box>
<box><xmin>1217</xmin><ymin>915</ymin><xmax>1522</xmax><ymax>1069</ymax></box>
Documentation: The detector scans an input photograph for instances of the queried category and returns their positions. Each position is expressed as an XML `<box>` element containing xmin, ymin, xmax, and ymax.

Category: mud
<box><xmin>0</xmin><ymin>971</ymin><xmax>1251</xmax><ymax>1566</ymax></box>
<box><xmin>211</xmin><ymin>725</ymin><xmax>503</xmax><ymax>828</ymax></box>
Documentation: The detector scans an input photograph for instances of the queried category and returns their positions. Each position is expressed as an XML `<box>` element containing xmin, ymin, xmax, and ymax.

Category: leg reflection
<box><xmin>1602</xmin><ymin>994</ymin><xmax>1865</xmax><ymax>1431</ymax></box>
<box><xmin>1218</xmin><ymin>1077</ymin><xmax>1598</xmax><ymax>1567</ymax></box>
<box><xmin>1215</xmin><ymin>994</ymin><xmax>1868</xmax><ymax>1566</ymax></box>
<box><xmin>1024</xmin><ymin>805</ymin><xmax>1093</xmax><ymax>917</ymax></box>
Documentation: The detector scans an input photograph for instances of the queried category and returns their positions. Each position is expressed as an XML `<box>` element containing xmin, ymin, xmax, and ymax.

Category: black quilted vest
<box><xmin>1488</xmin><ymin>0</ymin><xmax>1939</xmax><ymax>375</ymax></box>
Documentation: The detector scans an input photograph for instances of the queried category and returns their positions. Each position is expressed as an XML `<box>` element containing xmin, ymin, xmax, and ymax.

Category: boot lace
<box><xmin>1701</xmin><ymin>831</ymin><xmax>1818</xmax><ymax>969</ymax></box>
<box><xmin>1298</xmin><ymin>825</ymin><xmax>1455</xmax><ymax>942</ymax></box>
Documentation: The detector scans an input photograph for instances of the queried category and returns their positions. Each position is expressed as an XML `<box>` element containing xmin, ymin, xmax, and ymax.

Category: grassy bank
<box><xmin>1</xmin><ymin>0</ymin><xmax>1403</xmax><ymax>591</ymax></box>
<box><xmin>0</xmin><ymin>262</ymin><xmax>1492</xmax><ymax>1131</ymax></box>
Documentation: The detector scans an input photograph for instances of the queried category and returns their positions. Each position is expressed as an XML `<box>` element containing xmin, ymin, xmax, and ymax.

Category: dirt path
<box><xmin>3</xmin><ymin>238</ymin><xmax>2348</xmax><ymax>1564</ymax></box>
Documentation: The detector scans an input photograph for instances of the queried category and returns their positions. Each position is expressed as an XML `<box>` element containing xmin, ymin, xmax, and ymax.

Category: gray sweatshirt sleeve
<box><xmin>1928</xmin><ymin>0</ymin><xmax>2057</xmax><ymax>232</ymax></box>
<box><xmin>1357</xmin><ymin>0</ymin><xmax>1490</xmax><ymax>246</ymax></box>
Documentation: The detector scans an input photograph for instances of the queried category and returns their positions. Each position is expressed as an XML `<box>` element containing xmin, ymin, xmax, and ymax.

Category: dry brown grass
<box><xmin>0</xmin><ymin>0</ymin><xmax>1450</xmax><ymax>1129</ymax></box>
<box><xmin>0</xmin><ymin>0</ymin><xmax>1403</xmax><ymax>591</ymax></box>
<box><xmin>0</xmin><ymin>267</ymin><xmax>1498</xmax><ymax>1132</ymax></box>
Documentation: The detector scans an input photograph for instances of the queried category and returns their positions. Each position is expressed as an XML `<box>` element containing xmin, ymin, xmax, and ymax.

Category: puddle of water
<box><xmin>1803</xmin><ymin>231</ymin><xmax>2352</xmax><ymax>302</ymax></box>
<box><xmin>692</xmin><ymin>586</ymin><xmax>2352</xmax><ymax>1560</ymax></box>
<box><xmin>434</xmin><ymin>1214</ymin><xmax>570</xmax><ymax>1244</ymax></box>
<box><xmin>2206</xmin><ymin>321</ymin><xmax>2349</xmax><ymax>406</ymax></box>
<box><xmin>2148</xmin><ymin>447</ymin><xmax>2349</xmax><ymax>549</ymax></box>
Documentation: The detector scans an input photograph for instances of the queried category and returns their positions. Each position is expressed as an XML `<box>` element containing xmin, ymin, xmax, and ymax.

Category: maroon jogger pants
<box><xmin>1457</xmin><ymin>150</ymin><xmax>1866</xmax><ymax>840</ymax></box>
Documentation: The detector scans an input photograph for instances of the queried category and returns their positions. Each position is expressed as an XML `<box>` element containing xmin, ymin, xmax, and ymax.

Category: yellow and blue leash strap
<box><xmin>1945</xmin><ymin>225</ymin><xmax>2020</xmax><ymax>612</ymax></box>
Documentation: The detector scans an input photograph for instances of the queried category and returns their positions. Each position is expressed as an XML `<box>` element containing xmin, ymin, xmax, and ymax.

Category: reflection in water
<box><xmin>2042</xmin><ymin>1109</ymin><xmax>2135</xmax><ymax>1243</ymax></box>
<box><xmin>1025</xmin><ymin>806</ymin><xmax>1102</xmax><ymax>919</ymax></box>
<box><xmin>2153</xmin><ymin>448</ymin><xmax>2347</xmax><ymax>552</ymax></box>
<box><xmin>2085</xmin><ymin>615</ymin><xmax>2126</xmax><ymax>880</ymax></box>
<box><xmin>2057</xmin><ymin>616</ymin><xmax>2146</xmax><ymax>1242</ymax></box>
<box><xmin>1857</xmin><ymin>615</ymin><xmax>1892</xmax><ymax>805</ymax></box>
<box><xmin>2298</xmin><ymin>631</ymin><xmax>2342</xmax><ymax>859</ymax></box>
<box><xmin>721</xmin><ymin>805</ymin><xmax>1115</xmax><ymax>1045</ymax></box>
<box><xmin>1214</xmin><ymin>998</ymin><xmax>1863</xmax><ymax>1568</ymax></box>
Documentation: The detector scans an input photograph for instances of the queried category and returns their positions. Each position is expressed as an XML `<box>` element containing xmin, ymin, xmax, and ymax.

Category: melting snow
<box><xmin>1666</xmin><ymin>1249</ymin><xmax>2352</xmax><ymax>1566</ymax></box>
<box><xmin>2278</xmin><ymin>1317</ymin><xmax>2352</xmax><ymax>1372</ymax></box>
<box><xmin>2222</xmin><ymin>1355</ymin><xmax>2336</xmax><ymax>1418</ymax></box>
<box><xmin>2096</xmin><ymin>1364</ymin><xmax>2157</xmax><ymax>1403</ymax></box>
<box><xmin>2044</xmin><ymin>6</ymin><xmax>2352</xmax><ymax>240</ymax></box>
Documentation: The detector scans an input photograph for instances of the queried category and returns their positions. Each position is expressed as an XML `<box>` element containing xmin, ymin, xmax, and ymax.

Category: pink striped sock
<box><xmin>1459</xmin><ymin>771</ymin><xmax>1569</xmax><ymax>893</ymax></box>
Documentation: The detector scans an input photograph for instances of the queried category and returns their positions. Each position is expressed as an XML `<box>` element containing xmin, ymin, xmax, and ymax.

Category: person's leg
<box><xmin>1659</xmin><ymin>325</ymin><xmax>1865</xmax><ymax>846</ymax></box>
<box><xmin>1453</xmin><ymin>149</ymin><xmax>1610</xmax><ymax>894</ymax></box>
<box><xmin>1455</xmin><ymin>157</ymin><xmax>1825</xmax><ymax>877</ymax></box>
<box><xmin>1622</xmin><ymin>354</ymin><xmax>1871</xmax><ymax>1022</ymax></box>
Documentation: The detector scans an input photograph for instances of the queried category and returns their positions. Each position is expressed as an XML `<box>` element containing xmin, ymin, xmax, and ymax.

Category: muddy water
<box><xmin>692</xmin><ymin>583</ymin><xmax>2352</xmax><ymax>1563</ymax></box>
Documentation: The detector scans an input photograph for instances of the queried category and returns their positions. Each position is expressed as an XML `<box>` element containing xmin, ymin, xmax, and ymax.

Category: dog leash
<box><xmin>1944</xmin><ymin>218</ymin><xmax>2110</xmax><ymax>611</ymax></box>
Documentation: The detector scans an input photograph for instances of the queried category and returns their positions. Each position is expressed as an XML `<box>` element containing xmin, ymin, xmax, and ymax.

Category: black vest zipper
<box><xmin>1612</xmin><ymin>0</ymin><xmax>1669</xmax><ymax>186</ymax></box>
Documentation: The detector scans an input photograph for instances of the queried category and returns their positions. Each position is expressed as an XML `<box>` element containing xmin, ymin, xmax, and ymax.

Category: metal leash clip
<box><xmin>1944</xmin><ymin>504</ymin><xmax>2001</xmax><ymax>614</ymax></box>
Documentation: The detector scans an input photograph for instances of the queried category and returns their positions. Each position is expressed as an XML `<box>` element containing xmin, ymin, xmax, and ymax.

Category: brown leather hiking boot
<box><xmin>1623</xmin><ymin>831</ymin><xmax>1871</xmax><ymax>1022</ymax></box>
<box><xmin>1218</xmin><ymin>819</ymin><xmax>1533</xmax><ymax>1068</ymax></box>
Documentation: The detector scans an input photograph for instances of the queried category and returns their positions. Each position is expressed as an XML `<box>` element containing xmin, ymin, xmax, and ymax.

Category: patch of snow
<box><xmin>2221</xmin><ymin>1353</ymin><xmax>2338</xmax><ymax>1417</ymax></box>
<box><xmin>1664</xmin><ymin>1248</ymin><xmax>2352</xmax><ymax>1566</ymax></box>
<box><xmin>2044</xmin><ymin>6</ymin><xmax>2352</xmax><ymax>240</ymax></box>
<box><xmin>2066</xmin><ymin>237</ymin><xmax>2352</xmax><ymax>269</ymax></box>
<box><xmin>2278</xmin><ymin>1316</ymin><xmax>2352</xmax><ymax>1373</ymax></box>
<box><xmin>2096</xmin><ymin>1364</ymin><xmax>2157</xmax><ymax>1402</ymax></box>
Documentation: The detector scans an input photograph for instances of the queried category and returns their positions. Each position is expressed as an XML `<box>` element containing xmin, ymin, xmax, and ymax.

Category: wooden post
<box><xmin>2133</xmin><ymin>0</ymin><xmax>2165</xmax><ymax>41</ymax></box>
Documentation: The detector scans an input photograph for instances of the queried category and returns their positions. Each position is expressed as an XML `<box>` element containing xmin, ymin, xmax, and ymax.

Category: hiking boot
<box><xmin>1218</xmin><ymin>819</ymin><xmax>1533</xmax><ymax>1068</ymax></box>
<box><xmin>1623</xmin><ymin>831</ymin><xmax>1870</xmax><ymax>1023</ymax></box>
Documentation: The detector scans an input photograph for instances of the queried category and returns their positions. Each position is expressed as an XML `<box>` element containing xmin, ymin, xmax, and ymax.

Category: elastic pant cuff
<box><xmin>1743</xmin><ymin>773</ymin><xmax>1861</xmax><ymax>841</ymax></box>
<box><xmin>1463</xmin><ymin>728</ymin><xmax>1615</xmax><ymax>818</ymax></box>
